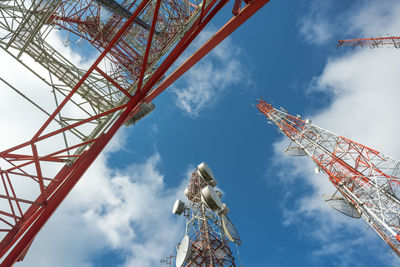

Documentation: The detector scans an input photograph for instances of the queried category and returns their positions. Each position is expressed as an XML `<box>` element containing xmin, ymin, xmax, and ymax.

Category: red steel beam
<box><xmin>1</xmin><ymin>95</ymin><xmax>140</xmax><ymax>266</ymax></box>
<box><xmin>136</xmin><ymin>0</ymin><xmax>163</xmax><ymax>93</ymax></box>
<box><xmin>146</xmin><ymin>0</ymin><xmax>271</xmax><ymax>102</ymax></box>
<box><xmin>0</xmin><ymin>0</ymin><xmax>271</xmax><ymax>264</ymax></box>
<box><xmin>32</xmin><ymin>0</ymin><xmax>151</xmax><ymax>140</ymax></box>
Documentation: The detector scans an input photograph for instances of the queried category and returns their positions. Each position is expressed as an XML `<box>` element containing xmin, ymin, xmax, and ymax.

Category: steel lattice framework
<box><xmin>180</xmin><ymin>170</ymin><xmax>236</xmax><ymax>266</ymax></box>
<box><xmin>0</xmin><ymin>0</ymin><xmax>270</xmax><ymax>264</ymax></box>
<box><xmin>338</xmin><ymin>36</ymin><xmax>400</xmax><ymax>48</ymax></box>
<box><xmin>256</xmin><ymin>100</ymin><xmax>400</xmax><ymax>257</ymax></box>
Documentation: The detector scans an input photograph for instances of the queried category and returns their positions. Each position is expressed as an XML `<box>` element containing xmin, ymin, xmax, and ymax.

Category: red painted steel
<box><xmin>136</xmin><ymin>0</ymin><xmax>163</xmax><ymax>93</ymax></box>
<box><xmin>185</xmin><ymin>170</ymin><xmax>236</xmax><ymax>266</ymax></box>
<box><xmin>256</xmin><ymin>100</ymin><xmax>400</xmax><ymax>257</ymax></box>
<box><xmin>0</xmin><ymin>0</ymin><xmax>271</xmax><ymax>264</ymax></box>
<box><xmin>146</xmin><ymin>0</ymin><xmax>271</xmax><ymax>102</ymax></box>
<box><xmin>338</xmin><ymin>36</ymin><xmax>400</xmax><ymax>48</ymax></box>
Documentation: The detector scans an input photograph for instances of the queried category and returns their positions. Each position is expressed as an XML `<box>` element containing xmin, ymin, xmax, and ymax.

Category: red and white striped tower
<box><xmin>172</xmin><ymin>163</ymin><xmax>240</xmax><ymax>266</ymax></box>
<box><xmin>257</xmin><ymin>99</ymin><xmax>400</xmax><ymax>257</ymax></box>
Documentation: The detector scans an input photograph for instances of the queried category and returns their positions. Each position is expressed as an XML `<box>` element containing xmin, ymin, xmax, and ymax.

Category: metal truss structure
<box><xmin>180</xmin><ymin>170</ymin><xmax>236</xmax><ymax>266</ymax></box>
<box><xmin>0</xmin><ymin>0</ymin><xmax>270</xmax><ymax>264</ymax></box>
<box><xmin>256</xmin><ymin>100</ymin><xmax>400</xmax><ymax>257</ymax></box>
<box><xmin>338</xmin><ymin>36</ymin><xmax>400</xmax><ymax>48</ymax></box>
<box><xmin>160</xmin><ymin>254</ymin><xmax>175</xmax><ymax>266</ymax></box>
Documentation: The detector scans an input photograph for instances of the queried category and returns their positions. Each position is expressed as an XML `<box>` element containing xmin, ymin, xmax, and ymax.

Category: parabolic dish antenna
<box><xmin>172</xmin><ymin>199</ymin><xmax>185</xmax><ymax>215</ymax></box>
<box><xmin>201</xmin><ymin>185</ymin><xmax>223</xmax><ymax>211</ymax></box>
<box><xmin>176</xmin><ymin>235</ymin><xmax>191</xmax><ymax>267</ymax></box>
<box><xmin>221</xmin><ymin>215</ymin><xmax>241</xmax><ymax>246</ymax></box>
<box><xmin>284</xmin><ymin>143</ymin><xmax>306</xmax><ymax>156</ymax></box>
<box><xmin>197</xmin><ymin>162</ymin><xmax>217</xmax><ymax>187</ymax></box>
<box><xmin>322</xmin><ymin>194</ymin><xmax>361</xmax><ymax>219</ymax></box>
<box><xmin>219</xmin><ymin>203</ymin><xmax>229</xmax><ymax>215</ymax></box>
<box><xmin>184</xmin><ymin>187</ymin><xmax>190</xmax><ymax>198</ymax></box>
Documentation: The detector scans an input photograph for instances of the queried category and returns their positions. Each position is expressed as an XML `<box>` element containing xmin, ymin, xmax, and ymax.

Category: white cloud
<box><xmin>299</xmin><ymin>0</ymin><xmax>400</xmax><ymax>46</ymax></box>
<box><xmin>348</xmin><ymin>0</ymin><xmax>400</xmax><ymax>37</ymax></box>
<box><xmin>298</xmin><ymin>0</ymin><xmax>335</xmax><ymax>45</ymax></box>
<box><xmin>273</xmin><ymin>0</ymin><xmax>400</xmax><ymax>264</ymax></box>
<box><xmin>17</xmin><ymin>152</ymin><xmax>185</xmax><ymax>267</ymax></box>
<box><xmin>171</xmin><ymin>29</ymin><xmax>247</xmax><ymax>117</ymax></box>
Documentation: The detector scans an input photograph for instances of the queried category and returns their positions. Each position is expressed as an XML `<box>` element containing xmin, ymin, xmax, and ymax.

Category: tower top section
<box><xmin>256</xmin><ymin>99</ymin><xmax>400</xmax><ymax>257</ymax></box>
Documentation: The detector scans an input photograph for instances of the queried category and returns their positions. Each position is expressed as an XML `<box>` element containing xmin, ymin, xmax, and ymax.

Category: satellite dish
<box><xmin>216</xmin><ymin>190</ymin><xmax>223</xmax><ymax>198</ymax></box>
<box><xmin>197</xmin><ymin>162</ymin><xmax>217</xmax><ymax>187</ymax></box>
<box><xmin>172</xmin><ymin>199</ymin><xmax>185</xmax><ymax>215</ymax></box>
<box><xmin>284</xmin><ymin>143</ymin><xmax>306</xmax><ymax>156</ymax></box>
<box><xmin>221</xmin><ymin>215</ymin><xmax>241</xmax><ymax>246</ymax></box>
<box><xmin>176</xmin><ymin>235</ymin><xmax>191</xmax><ymax>267</ymax></box>
<box><xmin>184</xmin><ymin>187</ymin><xmax>190</xmax><ymax>198</ymax></box>
<box><xmin>219</xmin><ymin>203</ymin><xmax>229</xmax><ymax>215</ymax></box>
<box><xmin>314</xmin><ymin>167</ymin><xmax>320</xmax><ymax>174</ymax></box>
<box><xmin>305</xmin><ymin>119</ymin><xmax>312</xmax><ymax>124</ymax></box>
<box><xmin>322</xmin><ymin>194</ymin><xmax>361</xmax><ymax>219</ymax></box>
<box><xmin>125</xmin><ymin>102</ymin><xmax>155</xmax><ymax>126</ymax></box>
<box><xmin>201</xmin><ymin>185</ymin><xmax>223</xmax><ymax>211</ymax></box>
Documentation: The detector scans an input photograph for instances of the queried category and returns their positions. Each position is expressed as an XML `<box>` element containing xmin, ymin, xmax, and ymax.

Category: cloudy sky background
<box><xmin>0</xmin><ymin>0</ymin><xmax>400</xmax><ymax>266</ymax></box>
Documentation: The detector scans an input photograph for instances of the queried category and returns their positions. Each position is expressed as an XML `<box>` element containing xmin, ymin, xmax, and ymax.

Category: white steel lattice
<box><xmin>177</xmin><ymin>170</ymin><xmax>236</xmax><ymax>266</ymax></box>
<box><xmin>257</xmin><ymin>100</ymin><xmax>400</xmax><ymax>256</ymax></box>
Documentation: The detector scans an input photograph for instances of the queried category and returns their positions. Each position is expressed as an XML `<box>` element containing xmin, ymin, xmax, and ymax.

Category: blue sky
<box><xmin>3</xmin><ymin>0</ymin><xmax>400</xmax><ymax>266</ymax></box>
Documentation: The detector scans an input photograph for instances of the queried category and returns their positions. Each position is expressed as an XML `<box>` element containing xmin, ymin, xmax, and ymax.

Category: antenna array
<box><xmin>256</xmin><ymin>99</ymin><xmax>400</xmax><ymax>257</ymax></box>
<box><xmin>172</xmin><ymin>162</ymin><xmax>241</xmax><ymax>267</ymax></box>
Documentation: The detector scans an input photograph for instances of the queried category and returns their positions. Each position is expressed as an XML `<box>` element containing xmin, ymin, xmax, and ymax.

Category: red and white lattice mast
<box><xmin>256</xmin><ymin>100</ymin><xmax>400</xmax><ymax>256</ymax></box>
<box><xmin>0</xmin><ymin>0</ymin><xmax>270</xmax><ymax>264</ymax></box>
<box><xmin>171</xmin><ymin>162</ymin><xmax>241</xmax><ymax>266</ymax></box>
<box><xmin>337</xmin><ymin>36</ymin><xmax>400</xmax><ymax>48</ymax></box>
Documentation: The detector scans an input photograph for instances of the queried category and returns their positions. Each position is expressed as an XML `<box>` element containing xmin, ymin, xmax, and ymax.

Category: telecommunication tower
<box><xmin>0</xmin><ymin>0</ymin><xmax>270</xmax><ymax>264</ymax></box>
<box><xmin>337</xmin><ymin>36</ymin><xmax>400</xmax><ymax>48</ymax></box>
<box><xmin>256</xmin><ymin>100</ymin><xmax>400</xmax><ymax>257</ymax></box>
<box><xmin>171</xmin><ymin>162</ymin><xmax>241</xmax><ymax>266</ymax></box>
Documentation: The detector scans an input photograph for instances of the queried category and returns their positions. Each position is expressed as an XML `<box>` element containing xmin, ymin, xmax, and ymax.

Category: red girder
<box><xmin>0</xmin><ymin>0</ymin><xmax>270</xmax><ymax>264</ymax></box>
<box><xmin>49</xmin><ymin>0</ymin><xmax>194</xmax><ymax>82</ymax></box>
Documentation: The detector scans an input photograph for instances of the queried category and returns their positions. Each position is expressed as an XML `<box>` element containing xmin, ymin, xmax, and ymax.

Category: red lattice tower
<box><xmin>338</xmin><ymin>36</ymin><xmax>400</xmax><ymax>48</ymax></box>
<box><xmin>256</xmin><ymin>99</ymin><xmax>400</xmax><ymax>257</ymax></box>
<box><xmin>0</xmin><ymin>0</ymin><xmax>270</xmax><ymax>264</ymax></box>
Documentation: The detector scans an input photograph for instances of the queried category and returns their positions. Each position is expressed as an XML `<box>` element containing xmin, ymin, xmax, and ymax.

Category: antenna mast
<box><xmin>256</xmin><ymin>100</ymin><xmax>400</xmax><ymax>256</ymax></box>
<box><xmin>172</xmin><ymin>162</ymin><xmax>241</xmax><ymax>266</ymax></box>
<box><xmin>337</xmin><ymin>36</ymin><xmax>400</xmax><ymax>48</ymax></box>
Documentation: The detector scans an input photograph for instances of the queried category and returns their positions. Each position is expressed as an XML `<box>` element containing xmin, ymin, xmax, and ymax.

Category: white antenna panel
<box><xmin>322</xmin><ymin>194</ymin><xmax>361</xmax><ymax>219</ymax></box>
<box><xmin>176</xmin><ymin>235</ymin><xmax>191</xmax><ymax>267</ymax></box>
<box><xmin>197</xmin><ymin>162</ymin><xmax>217</xmax><ymax>187</ymax></box>
<box><xmin>201</xmin><ymin>185</ymin><xmax>223</xmax><ymax>211</ymax></box>
<box><xmin>284</xmin><ymin>143</ymin><xmax>306</xmax><ymax>156</ymax></box>
<box><xmin>221</xmin><ymin>215</ymin><xmax>241</xmax><ymax>246</ymax></box>
<box><xmin>172</xmin><ymin>199</ymin><xmax>185</xmax><ymax>215</ymax></box>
